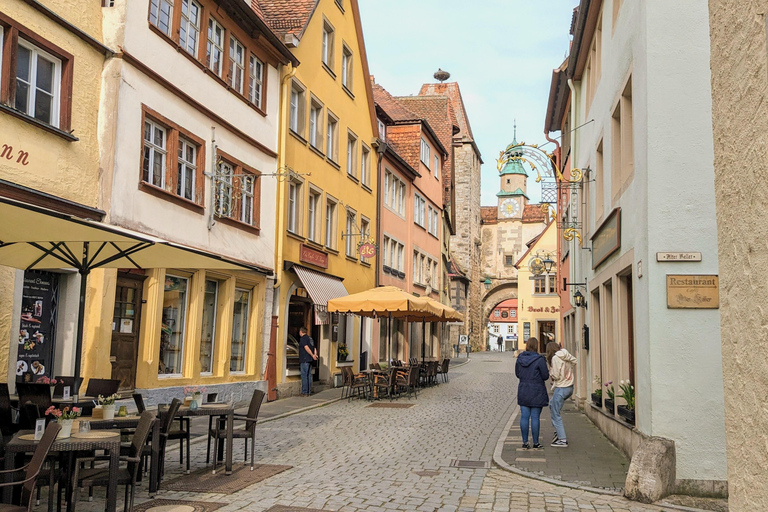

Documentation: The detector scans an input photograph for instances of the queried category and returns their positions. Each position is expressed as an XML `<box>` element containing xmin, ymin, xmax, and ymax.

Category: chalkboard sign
<box><xmin>16</xmin><ymin>271</ymin><xmax>58</xmax><ymax>383</ymax></box>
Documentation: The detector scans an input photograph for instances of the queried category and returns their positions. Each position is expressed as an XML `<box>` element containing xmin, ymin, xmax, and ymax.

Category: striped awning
<box><xmin>293</xmin><ymin>265</ymin><xmax>348</xmax><ymax>306</ymax></box>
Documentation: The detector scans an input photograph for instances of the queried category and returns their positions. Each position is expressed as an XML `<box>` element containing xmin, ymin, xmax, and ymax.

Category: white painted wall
<box><xmin>572</xmin><ymin>0</ymin><xmax>726</xmax><ymax>482</ymax></box>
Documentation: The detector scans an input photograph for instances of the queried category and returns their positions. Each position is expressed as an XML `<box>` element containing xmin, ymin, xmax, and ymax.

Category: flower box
<box><xmin>591</xmin><ymin>392</ymin><xmax>602</xmax><ymax>407</ymax></box>
<box><xmin>617</xmin><ymin>404</ymin><xmax>635</xmax><ymax>424</ymax></box>
<box><xmin>604</xmin><ymin>398</ymin><xmax>615</xmax><ymax>413</ymax></box>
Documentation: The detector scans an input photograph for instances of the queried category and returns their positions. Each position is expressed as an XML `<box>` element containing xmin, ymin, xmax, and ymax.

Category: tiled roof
<box><xmin>480</xmin><ymin>206</ymin><xmax>498</xmax><ymax>224</ymax></box>
<box><xmin>372</xmin><ymin>82</ymin><xmax>419</xmax><ymax>122</ymax></box>
<box><xmin>258</xmin><ymin>0</ymin><xmax>318</xmax><ymax>38</ymax></box>
<box><xmin>522</xmin><ymin>204</ymin><xmax>547</xmax><ymax>223</ymax></box>
<box><xmin>418</xmin><ymin>82</ymin><xmax>475</xmax><ymax>142</ymax></box>
<box><xmin>250</xmin><ymin>0</ymin><xmax>266</xmax><ymax>20</ymax></box>
<box><xmin>448</xmin><ymin>259</ymin><xmax>468</xmax><ymax>279</ymax></box>
<box><xmin>386</xmin><ymin>124</ymin><xmax>421</xmax><ymax>172</ymax></box>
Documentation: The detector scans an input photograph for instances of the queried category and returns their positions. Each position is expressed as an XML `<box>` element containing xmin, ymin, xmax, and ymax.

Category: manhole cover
<box><xmin>367</xmin><ymin>403</ymin><xmax>415</xmax><ymax>408</ymax></box>
<box><xmin>413</xmin><ymin>470</ymin><xmax>440</xmax><ymax>477</ymax></box>
<box><xmin>450</xmin><ymin>459</ymin><xmax>490</xmax><ymax>469</ymax></box>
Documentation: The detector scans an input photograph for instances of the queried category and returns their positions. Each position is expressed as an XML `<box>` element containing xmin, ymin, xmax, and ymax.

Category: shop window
<box><xmin>206</xmin><ymin>17</ymin><xmax>225</xmax><ymax>77</ymax></box>
<box><xmin>160</xmin><ymin>275</ymin><xmax>188</xmax><ymax>376</ymax></box>
<box><xmin>149</xmin><ymin>0</ymin><xmax>174</xmax><ymax>37</ymax></box>
<box><xmin>228</xmin><ymin>36</ymin><xmax>245</xmax><ymax>94</ymax></box>
<box><xmin>230</xmin><ymin>288</ymin><xmax>249</xmax><ymax>373</ymax></box>
<box><xmin>179</xmin><ymin>0</ymin><xmax>201</xmax><ymax>57</ymax></box>
<box><xmin>199</xmin><ymin>279</ymin><xmax>219</xmax><ymax>374</ymax></box>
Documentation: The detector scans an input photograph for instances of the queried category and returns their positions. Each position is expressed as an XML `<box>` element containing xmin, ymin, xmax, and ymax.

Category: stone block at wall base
<box><xmin>675</xmin><ymin>479</ymin><xmax>728</xmax><ymax>499</ymax></box>
<box><xmin>136</xmin><ymin>381</ymin><xmax>267</xmax><ymax>409</ymax></box>
<box><xmin>624</xmin><ymin>436</ymin><xmax>676</xmax><ymax>503</ymax></box>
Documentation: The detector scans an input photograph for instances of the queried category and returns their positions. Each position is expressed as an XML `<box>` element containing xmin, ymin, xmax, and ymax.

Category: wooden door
<box><xmin>111</xmin><ymin>275</ymin><xmax>143</xmax><ymax>391</ymax></box>
<box><xmin>538</xmin><ymin>321</ymin><xmax>556</xmax><ymax>353</ymax></box>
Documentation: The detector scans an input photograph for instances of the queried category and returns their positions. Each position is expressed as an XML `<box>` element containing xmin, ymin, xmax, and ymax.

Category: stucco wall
<box><xmin>709</xmin><ymin>0</ymin><xmax>768</xmax><ymax>507</ymax></box>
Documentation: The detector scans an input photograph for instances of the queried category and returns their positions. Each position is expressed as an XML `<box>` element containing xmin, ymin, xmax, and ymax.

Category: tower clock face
<box><xmin>499</xmin><ymin>198</ymin><xmax>521</xmax><ymax>218</ymax></box>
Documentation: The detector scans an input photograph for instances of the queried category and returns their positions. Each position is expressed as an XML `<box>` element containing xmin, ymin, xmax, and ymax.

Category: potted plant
<box><xmin>337</xmin><ymin>343</ymin><xmax>349</xmax><ymax>362</ymax></box>
<box><xmin>184</xmin><ymin>385</ymin><xmax>206</xmax><ymax>409</ymax></box>
<box><xmin>36</xmin><ymin>375</ymin><xmax>58</xmax><ymax>397</ymax></box>
<box><xmin>617</xmin><ymin>380</ymin><xmax>635</xmax><ymax>424</ymax></box>
<box><xmin>604</xmin><ymin>381</ymin><xmax>615</xmax><ymax>413</ymax></box>
<box><xmin>591</xmin><ymin>375</ymin><xmax>603</xmax><ymax>407</ymax></box>
<box><xmin>45</xmin><ymin>405</ymin><xmax>81</xmax><ymax>439</ymax></box>
<box><xmin>98</xmin><ymin>393</ymin><xmax>119</xmax><ymax>420</ymax></box>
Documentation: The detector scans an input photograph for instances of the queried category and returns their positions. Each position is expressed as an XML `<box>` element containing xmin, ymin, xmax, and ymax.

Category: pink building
<box><xmin>371</xmin><ymin>79</ymin><xmax>449</xmax><ymax>364</ymax></box>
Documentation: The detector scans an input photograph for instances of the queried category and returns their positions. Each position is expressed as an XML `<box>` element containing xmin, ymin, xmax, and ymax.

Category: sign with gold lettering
<box><xmin>666</xmin><ymin>275</ymin><xmax>719</xmax><ymax>309</ymax></box>
<box><xmin>591</xmin><ymin>208</ymin><xmax>621</xmax><ymax>269</ymax></box>
<box><xmin>299</xmin><ymin>244</ymin><xmax>328</xmax><ymax>269</ymax></box>
<box><xmin>359</xmin><ymin>242</ymin><xmax>377</xmax><ymax>258</ymax></box>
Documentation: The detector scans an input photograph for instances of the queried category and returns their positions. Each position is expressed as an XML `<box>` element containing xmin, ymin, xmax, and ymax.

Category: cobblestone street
<box><xmin>72</xmin><ymin>353</ymin><xmax>667</xmax><ymax>512</ymax></box>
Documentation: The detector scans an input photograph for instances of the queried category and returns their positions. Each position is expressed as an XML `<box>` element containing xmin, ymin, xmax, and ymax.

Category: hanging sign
<box><xmin>359</xmin><ymin>242</ymin><xmax>377</xmax><ymax>258</ymax></box>
<box><xmin>17</xmin><ymin>271</ymin><xmax>59</xmax><ymax>383</ymax></box>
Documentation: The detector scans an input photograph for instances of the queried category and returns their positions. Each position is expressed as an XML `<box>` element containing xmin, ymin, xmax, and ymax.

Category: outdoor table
<box><xmin>3</xmin><ymin>429</ymin><xmax>122</xmax><ymax>512</ymax></box>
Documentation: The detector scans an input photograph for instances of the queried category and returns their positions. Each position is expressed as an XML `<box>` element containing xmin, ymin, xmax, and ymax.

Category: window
<box><xmin>290</xmin><ymin>81</ymin><xmax>306</xmax><ymax>137</ymax></box>
<box><xmin>287</xmin><ymin>180</ymin><xmax>302</xmax><ymax>234</ymax></box>
<box><xmin>534</xmin><ymin>277</ymin><xmax>546</xmax><ymax>294</ymax></box>
<box><xmin>149</xmin><ymin>0</ymin><xmax>173</xmax><ymax>36</ymax></box>
<box><xmin>494</xmin><ymin>310</ymin><xmax>501</xmax><ymax>318</ymax></box>
<box><xmin>548</xmin><ymin>273</ymin><xmax>557</xmax><ymax>294</ymax></box>
<box><xmin>341</xmin><ymin>45</ymin><xmax>353</xmax><ymax>91</ymax></box>
<box><xmin>216</xmin><ymin>160</ymin><xmax>233</xmax><ymax>217</ymax></box>
<box><xmin>361</xmin><ymin>144</ymin><xmax>370</xmax><ymax>187</ymax></box>
<box><xmin>383</xmin><ymin>170</ymin><xmax>405</xmax><ymax>215</ymax></box>
<box><xmin>240</xmin><ymin>173</ymin><xmax>255</xmax><ymax>225</ymax></box>
<box><xmin>345</xmin><ymin>209</ymin><xmax>357</xmax><ymax>258</ymax></box>
<box><xmin>377</xmin><ymin>119</ymin><xmax>386</xmax><ymax>139</ymax></box>
<box><xmin>206</xmin><ymin>17</ymin><xmax>225</xmax><ymax>77</ymax></box>
<box><xmin>611</xmin><ymin>77</ymin><xmax>633</xmax><ymax>200</ymax></box>
<box><xmin>143</xmin><ymin>119</ymin><xmax>167</xmax><ymax>188</ymax></box>
<box><xmin>413</xmin><ymin>252</ymin><xmax>421</xmax><ymax>284</ymax></box>
<box><xmin>214</xmin><ymin>152</ymin><xmax>261</xmax><ymax>228</ymax></box>
<box><xmin>383</xmin><ymin>172</ymin><xmax>390</xmax><ymax>206</ymax></box>
<box><xmin>228</xmin><ymin>36</ymin><xmax>245</xmax><ymax>94</ymax></box>
<box><xmin>326</xmin><ymin>112</ymin><xmax>338</xmax><ymax>162</ymax></box>
<box><xmin>248</xmin><ymin>54</ymin><xmax>264</xmax><ymax>108</ymax></box>
<box><xmin>433</xmin><ymin>154</ymin><xmax>439</xmax><ymax>178</ymax></box>
<box><xmin>504</xmin><ymin>255</ymin><xmax>514</xmax><ymax>266</ymax></box>
<box><xmin>325</xmin><ymin>196</ymin><xmax>338</xmax><ymax>249</ymax></box>
<box><xmin>414</xmin><ymin>194</ymin><xmax>426</xmax><ymax>227</ymax></box>
<box><xmin>359</xmin><ymin>217</ymin><xmax>370</xmax><ymax>263</ymax></box>
<box><xmin>427</xmin><ymin>205</ymin><xmax>439</xmax><ymax>237</ymax></box>
<box><xmin>382</xmin><ymin>236</ymin><xmax>389</xmax><ymax>267</ymax></box>
<box><xmin>420</xmin><ymin>138</ymin><xmax>430</xmax><ymax>166</ymax></box>
<box><xmin>14</xmin><ymin>40</ymin><xmax>62</xmax><ymax>128</ymax></box>
<box><xmin>200</xmin><ymin>279</ymin><xmax>218</xmax><ymax>374</ymax></box>
<box><xmin>177</xmin><ymin>136</ymin><xmax>197</xmax><ymax>201</ymax></box>
<box><xmin>586</xmin><ymin>11</ymin><xmax>602</xmax><ymax>112</ymax></box>
<box><xmin>382</xmin><ymin>236</ymin><xmax>403</xmax><ymax>272</ymax></box>
<box><xmin>230</xmin><ymin>288</ymin><xmax>250</xmax><ymax>373</ymax></box>
<box><xmin>322</xmin><ymin>21</ymin><xmax>334</xmax><ymax>70</ymax></box>
<box><xmin>309</xmin><ymin>98</ymin><xmax>323</xmax><ymax>149</ymax></box>
<box><xmin>492</xmin><ymin>325</ymin><xmax>499</xmax><ymax>334</ymax></box>
<box><xmin>179</xmin><ymin>0</ymin><xmax>201</xmax><ymax>57</ymax></box>
<box><xmin>335</xmin><ymin>0</ymin><xmax>344</xmax><ymax>10</ymax></box>
<box><xmin>508</xmin><ymin>325</ymin><xmax>515</xmax><ymax>334</ymax></box>
<box><xmin>307</xmin><ymin>188</ymin><xmax>321</xmax><ymax>242</ymax></box>
<box><xmin>160</xmin><ymin>274</ymin><xmax>188</xmax><ymax>376</ymax></box>
<box><xmin>346</xmin><ymin>131</ymin><xmax>358</xmax><ymax>178</ymax></box>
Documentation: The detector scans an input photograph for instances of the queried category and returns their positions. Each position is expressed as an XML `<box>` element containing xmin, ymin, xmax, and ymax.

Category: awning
<box><xmin>293</xmin><ymin>265</ymin><xmax>348</xmax><ymax>306</ymax></box>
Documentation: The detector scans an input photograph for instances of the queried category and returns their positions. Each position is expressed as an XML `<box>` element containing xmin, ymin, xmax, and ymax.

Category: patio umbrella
<box><xmin>0</xmin><ymin>197</ymin><xmax>267</xmax><ymax>395</ymax></box>
<box><xmin>408</xmin><ymin>297</ymin><xmax>462</xmax><ymax>364</ymax></box>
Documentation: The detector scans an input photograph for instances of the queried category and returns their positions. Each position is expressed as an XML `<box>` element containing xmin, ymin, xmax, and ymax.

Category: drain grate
<box><xmin>450</xmin><ymin>459</ymin><xmax>490</xmax><ymax>469</ymax></box>
<box><xmin>413</xmin><ymin>470</ymin><xmax>440</xmax><ymax>477</ymax></box>
<box><xmin>481</xmin><ymin>360</ymin><xmax>502</xmax><ymax>363</ymax></box>
<box><xmin>366</xmin><ymin>402</ymin><xmax>415</xmax><ymax>408</ymax></box>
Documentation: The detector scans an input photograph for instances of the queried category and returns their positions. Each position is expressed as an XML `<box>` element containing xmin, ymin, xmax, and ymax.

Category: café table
<box><xmin>176</xmin><ymin>404</ymin><xmax>234</xmax><ymax>475</ymax></box>
<box><xmin>3</xmin><ymin>429</ymin><xmax>121</xmax><ymax>512</ymax></box>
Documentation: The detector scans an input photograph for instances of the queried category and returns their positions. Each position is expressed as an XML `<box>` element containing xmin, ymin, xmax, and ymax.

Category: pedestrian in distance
<box><xmin>546</xmin><ymin>340</ymin><xmax>577</xmax><ymax>447</ymax></box>
<box><xmin>497</xmin><ymin>335</ymin><xmax>503</xmax><ymax>352</ymax></box>
<box><xmin>515</xmin><ymin>337</ymin><xmax>549</xmax><ymax>449</ymax></box>
<box><xmin>298</xmin><ymin>327</ymin><xmax>317</xmax><ymax>397</ymax></box>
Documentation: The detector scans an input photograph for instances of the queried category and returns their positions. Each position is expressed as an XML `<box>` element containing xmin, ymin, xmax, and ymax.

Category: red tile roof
<box><xmin>250</xmin><ymin>0</ymin><xmax>266</xmax><ymax>20</ymax></box>
<box><xmin>385</xmin><ymin>124</ymin><xmax>421</xmax><ymax>172</ymax></box>
<box><xmin>258</xmin><ymin>0</ymin><xmax>318</xmax><ymax>38</ymax></box>
<box><xmin>522</xmin><ymin>204</ymin><xmax>548</xmax><ymax>223</ymax></box>
<box><xmin>418</xmin><ymin>82</ymin><xmax>475</xmax><ymax>142</ymax></box>
<box><xmin>480</xmin><ymin>206</ymin><xmax>498</xmax><ymax>224</ymax></box>
<box><xmin>372</xmin><ymin>83</ymin><xmax>419</xmax><ymax>122</ymax></box>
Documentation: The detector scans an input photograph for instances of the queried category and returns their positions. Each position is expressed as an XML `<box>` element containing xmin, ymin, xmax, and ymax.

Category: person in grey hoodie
<box><xmin>515</xmin><ymin>337</ymin><xmax>550</xmax><ymax>449</ymax></box>
<box><xmin>546</xmin><ymin>341</ymin><xmax>577</xmax><ymax>447</ymax></box>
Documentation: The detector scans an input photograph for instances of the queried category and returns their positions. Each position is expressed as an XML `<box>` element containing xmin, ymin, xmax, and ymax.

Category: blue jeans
<box><xmin>300</xmin><ymin>362</ymin><xmax>312</xmax><ymax>395</ymax></box>
<box><xmin>550</xmin><ymin>386</ymin><xmax>574</xmax><ymax>441</ymax></box>
<box><xmin>519</xmin><ymin>406</ymin><xmax>542</xmax><ymax>445</ymax></box>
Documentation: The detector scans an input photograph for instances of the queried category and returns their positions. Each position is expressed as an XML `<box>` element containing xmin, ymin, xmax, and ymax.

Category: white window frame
<box><xmin>377</xmin><ymin>119</ymin><xmax>386</xmax><ymax>139</ymax></box>
<box><xmin>248</xmin><ymin>54</ymin><xmax>264</xmax><ymax>107</ymax></box>
<box><xmin>325</xmin><ymin>196</ymin><xmax>338</xmax><ymax>249</ymax></box>
<box><xmin>179</xmin><ymin>0</ymin><xmax>201</xmax><ymax>57</ymax></box>
<box><xmin>420</xmin><ymin>138</ymin><xmax>430</xmax><ymax>166</ymax></box>
<box><xmin>177</xmin><ymin>136</ymin><xmax>197</xmax><ymax>201</ymax></box>
<box><xmin>361</xmin><ymin>144</ymin><xmax>370</xmax><ymax>187</ymax></box>
<box><xmin>322</xmin><ymin>21</ymin><xmax>334</xmax><ymax>69</ymax></box>
<box><xmin>142</xmin><ymin>119</ymin><xmax>167</xmax><ymax>189</ymax></box>
<box><xmin>341</xmin><ymin>44</ymin><xmax>353</xmax><ymax>91</ymax></box>
<box><xmin>15</xmin><ymin>39</ymin><xmax>62</xmax><ymax>128</ymax></box>
<box><xmin>230</xmin><ymin>287</ymin><xmax>250</xmax><ymax>374</ymax></box>
<box><xmin>200</xmin><ymin>278</ymin><xmax>219</xmax><ymax>375</ymax></box>
<box><xmin>290</xmin><ymin>81</ymin><xmax>306</xmax><ymax>136</ymax></box>
<box><xmin>240</xmin><ymin>174</ymin><xmax>255</xmax><ymax>225</ymax></box>
<box><xmin>345</xmin><ymin>209</ymin><xmax>357</xmax><ymax>258</ymax></box>
<box><xmin>309</xmin><ymin>98</ymin><xmax>323</xmax><ymax>149</ymax></box>
<box><xmin>207</xmin><ymin>17</ymin><xmax>225</xmax><ymax>77</ymax></box>
<box><xmin>216</xmin><ymin>160</ymin><xmax>234</xmax><ymax>217</ymax></box>
<box><xmin>433</xmin><ymin>154</ymin><xmax>439</xmax><ymax>178</ymax></box>
<box><xmin>359</xmin><ymin>216</ymin><xmax>370</xmax><ymax>263</ymax></box>
<box><xmin>287</xmin><ymin>180</ymin><xmax>302</xmax><ymax>234</ymax></box>
<box><xmin>307</xmin><ymin>188</ymin><xmax>321</xmax><ymax>243</ymax></box>
<box><xmin>346</xmin><ymin>131</ymin><xmax>357</xmax><ymax>177</ymax></box>
<box><xmin>414</xmin><ymin>194</ymin><xmax>425</xmax><ymax>227</ymax></box>
<box><xmin>149</xmin><ymin>0</ymin><xmax>174</xmax><ymax>36</ymax></box>
<box><xmin>228</xmin><ymin>36</ymin><xmax>246</xmax><ymax>94</ymax></box>
<box><xmin>326</xmin><ymin>111</ymin><xmax>338</xmax><ymax>162</ymax></box>
<box><xmin>383</xmin><ymin>171</ymin><xmax>390</xmax><ymax>207</ymax></box>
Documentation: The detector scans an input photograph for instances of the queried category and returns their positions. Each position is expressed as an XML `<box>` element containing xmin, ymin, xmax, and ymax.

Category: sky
<box><xmin>358</xmin><ymin>0</ymin><xmax>575</xmax><ymax>206</ymax></box>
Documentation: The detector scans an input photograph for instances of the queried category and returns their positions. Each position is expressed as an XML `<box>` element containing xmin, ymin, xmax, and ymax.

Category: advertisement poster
<box><xmin>16</xmin><ymin>271</ymin><xmax>59</xmax><ymax>383</ymax></box>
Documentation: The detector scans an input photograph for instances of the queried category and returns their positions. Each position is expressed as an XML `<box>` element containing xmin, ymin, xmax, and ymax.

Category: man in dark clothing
<box><xmin>298</xmin><ymin>327</ymin><xmax>317</xmax><ymax>396</ymax></box>
<box><xmin>497</xmin><ymin>335</ymin><xmax>503</xmax><ymax>352</ymax></box>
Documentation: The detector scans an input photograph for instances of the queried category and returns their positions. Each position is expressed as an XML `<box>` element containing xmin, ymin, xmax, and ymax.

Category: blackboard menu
<box><xmin>16</xmin><ymin>271</ymin><xmax>59</xmax><ymax>383</ymax></box>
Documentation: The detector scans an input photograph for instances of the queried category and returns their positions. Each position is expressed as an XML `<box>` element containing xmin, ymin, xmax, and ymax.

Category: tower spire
<box><xmin>513</xmin><ymin>119</ymin><xmax>517</xmax><ymax>141</ymax></box>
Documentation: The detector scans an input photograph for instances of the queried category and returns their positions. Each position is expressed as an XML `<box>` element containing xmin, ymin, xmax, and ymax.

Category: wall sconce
<box><xmin>483</xmin><ymin>277</ymin><xmax>492</xmax><ymax>290</ymax></box>
<box><xmin>542</xmin><ymin>256</ymin><xmax>555</xmax><ymax>273</ymax></box>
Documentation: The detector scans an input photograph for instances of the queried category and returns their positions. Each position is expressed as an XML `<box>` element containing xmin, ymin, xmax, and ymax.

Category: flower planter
<box><xmin>591</xmin><ymin>393</ymin><xmax>602</xmax><ymax>407</ymax></box>
<box><xmin>604</xmin><ymin>398</ymin><xmax>615</xmax><ymax>413</ymax></box>
<box><xmin>58</xmin><ymin>419</ymin><xmax>73</xmax><ymax>439</ymax></box>
<box><xmin>102</xmin><ymin>404</ymin><xmax>116</xmax><ymax>420</ymax></box>
<box><xmin>617</xmin><ymin>405</ymin><xmax>635</xmax><ymax>424</ymax></box>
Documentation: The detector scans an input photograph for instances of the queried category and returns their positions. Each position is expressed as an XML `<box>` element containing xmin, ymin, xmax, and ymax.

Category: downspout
<box><xmin>567</xmin><ymin>78</ymin><xmax>578</xmax><ymax>313</ymax></box>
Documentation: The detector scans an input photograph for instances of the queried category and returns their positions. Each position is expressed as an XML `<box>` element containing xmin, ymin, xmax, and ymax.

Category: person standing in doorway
<box><xmin>299</xmin><ymin>327</ymin><xmax>317</xmax><ymax>397</ymax></box>
<box><xmin>515</xmin><ymin>337</ymin><xmax>549</xmax><ymax>449</ymax></box>
<box><xmin>547</xmin><ymin>340</ymin><xmax>577</xmax><ymax>447</ymax></box>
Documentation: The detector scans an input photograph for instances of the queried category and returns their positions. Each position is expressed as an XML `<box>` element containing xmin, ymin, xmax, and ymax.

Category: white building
<box><xmin>552</xmin><ymin>0</ymin><xmax>726</xmax><ymax>497</ymax></box>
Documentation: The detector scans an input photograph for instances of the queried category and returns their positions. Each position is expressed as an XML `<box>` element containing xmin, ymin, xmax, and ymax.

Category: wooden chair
<box><xmin>72</xmin><ymin>411</ymin><xmax>154</xmax><ymax>512</ymax></box>
<box><xmin>0</xmin><ymin>422</ymin><xmax>61</xmax><ymax>512</ymax></box>
<box><xmin>209</xmin><ymin>390</ymin><xmax>265</xmax><ymax>471</ymax></box>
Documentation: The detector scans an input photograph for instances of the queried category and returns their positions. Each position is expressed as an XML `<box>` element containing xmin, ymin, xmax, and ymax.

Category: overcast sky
<box><xmin>359</xmin><ymin>0</ymin><xmax>575</xmax><ymax>206</ymax></box>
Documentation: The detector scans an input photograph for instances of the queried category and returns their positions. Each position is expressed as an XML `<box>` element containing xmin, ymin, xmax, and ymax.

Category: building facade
<box><xmin>261</xmin><ymin>0</ymin><xmax>378</xmax><ymax>395</ymax></box>
<box><xmin>487</xmin><ymin>298</ymin><xmax>517</xmax><ymax>350</ymax></box>
<box><xmin>553</xmin><ymin>0</ymin><xmax>727</xmax><ymax>495</ymax></box>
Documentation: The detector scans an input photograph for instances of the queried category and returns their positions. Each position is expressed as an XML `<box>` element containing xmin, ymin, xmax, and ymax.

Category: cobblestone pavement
<box><xmin>69</xmin><ymin>352</ymin><xmax>667</xmax><ymax>511</ymax></box>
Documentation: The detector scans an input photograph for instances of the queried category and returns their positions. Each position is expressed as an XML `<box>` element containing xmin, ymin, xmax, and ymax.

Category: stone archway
<box><xmin>482</xmin><ymin>282</ymin><xmax>518</xmax><ymax>321</ymax></box>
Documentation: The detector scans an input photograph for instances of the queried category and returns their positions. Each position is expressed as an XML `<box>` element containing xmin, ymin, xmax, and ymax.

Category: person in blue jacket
<box><xmin>515</xmin><ymin>337</ymin><xmax>550</xmax><ymax>449</ymax></box>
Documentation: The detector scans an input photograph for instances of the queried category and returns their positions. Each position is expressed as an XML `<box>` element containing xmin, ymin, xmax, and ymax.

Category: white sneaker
<box><xmin>551</xmin><ymin>439</ymin><xmax>568</xmax><ymax>447</ymax></box>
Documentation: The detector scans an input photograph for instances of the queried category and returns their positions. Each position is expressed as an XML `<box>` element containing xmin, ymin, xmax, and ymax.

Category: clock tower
<box><xmin>497</xmin><ymin>127</ymin><xmax>529</xmax><ymax>220</ymax></box>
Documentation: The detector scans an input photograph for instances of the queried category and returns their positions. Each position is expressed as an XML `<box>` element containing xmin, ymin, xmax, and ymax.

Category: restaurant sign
<box><xmin>359</xmin><ymin>242</ymin><xmax>377</xmax><ymax>258</ymax></box>
<box><xmin>17</xmin><ymin>271</ymin><xmax>59</xmax><ymax>382</ymax></box>
<box><xmin>666</xmin><ymin>274</ymin><xmax>719</xmax><ymax>309</ymax></box>
<box><xmin>299</xmin><ymin>244</ymin><xmax>328</xmax><ymax>269</ymax></box>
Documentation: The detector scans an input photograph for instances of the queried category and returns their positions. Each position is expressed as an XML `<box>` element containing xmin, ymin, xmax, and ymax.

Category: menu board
<box><xmin>16</xmin><ymin>271</ymin><xmax>59</xmax><ymax>383</ymax></box>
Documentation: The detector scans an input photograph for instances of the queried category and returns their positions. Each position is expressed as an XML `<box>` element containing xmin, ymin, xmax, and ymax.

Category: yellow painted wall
<box><xmin>515</xmin><ymin>222</ymin><xmax>560</xmax><ymax>351</ymax></box>
<box><xmin>275</xmin><ymin>0</ymin><xmax>377</xmax><ymax>384</ymax></box>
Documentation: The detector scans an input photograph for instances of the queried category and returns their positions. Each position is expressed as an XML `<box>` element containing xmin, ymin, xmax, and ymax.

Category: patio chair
<box><xmin>408</xmin><ymin>365</ymin><xmax>420</xmax><ymax>399</ymax></box>
<box><xmin>155</xmin><ymin>398</ymin><xmax>182</xmax><ymax>480</ymax></box>
<box><xmin>345</xmin><ymin>367</ymin><xmax>369</xmax><ymax>402</ymax></box>
<box><xmin>208</xmin><ymin>389</ymin><xmax>265</xmax><ymax>471</ymax></box>
<box><xmin>372</xmin><ymin>368</ymin><xmax>396</xmax><ymax>401</ymax></box>
<box><xmin>0</xmin><ymin>421</ymin><xmax>60</xmax><ymax>512</ymax></box>
<box><xmin>132</xmin><ymin>393</ymin><xmax>146</xmax><ymax>413</ymax></box>
<box><xmin>16</xmin><ymin>383</ymin><xmax>51</xmax><ymax>430</ymax></box>
<box><xmin>83</xmin><ymin>378</ymin><xmax>120</xmax><ymax>398</ymax></box>
<box><xmin>72</xmin><ymin>410</ymin><xmax>153</xmax><ymax>512</ymax></box>
<box><xmin>0</xmin><ymin>383</ymin><xmax>20</xmax><ymax>437</ymax></box>
<box><xmin>393</xmin><ymin>366</ymin><xmax>415</xmax><ymax>400</ymax></box>
<box><xmin>436</xmin><ymin>358</ymin><xmax>450</xmax><ymax>383</ymax></box>
<box><xmin>52</xmin><ymin>376</ymin><xmax>76</xmax><ymax>398</ymax></box>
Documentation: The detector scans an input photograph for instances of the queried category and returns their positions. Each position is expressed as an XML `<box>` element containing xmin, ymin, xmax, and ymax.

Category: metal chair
<box><xmin>156</xmin><ymin>398</ymin><xmax>182</xmax><ymax>480</ymax></box>
<box><xmin>16</xmin><ymin>383</ymin><xmax>51</xmax><ymax>430</ymax></box>
<box><xmin>209</xmin><ymin>390</ymin><xmax>265</xmax><ymax>471</ymax></box>
<box><xmin>0</xmin><ymin>422</ymin><xmax>61</xmax><ymax>512</ymax></box>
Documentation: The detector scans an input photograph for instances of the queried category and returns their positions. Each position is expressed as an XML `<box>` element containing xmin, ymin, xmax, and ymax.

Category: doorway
<box><xmin>111</xmin><ymin>274</ymin><xmax>144</xmax><ymax>391</ymax></box>
<box><xmin>538</xmin><ymin>321</ymin><xmax>556</xmax><ymax>353</ymax></box>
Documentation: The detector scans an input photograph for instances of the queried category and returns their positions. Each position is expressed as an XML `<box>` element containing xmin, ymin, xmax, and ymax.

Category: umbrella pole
<box><xmin>388</xmin><ymin>314</ymin><xmax>392</xmax><ymax>364</ymax></box>
<box><xmin>421</xmin><ymin>319</ymin><xmax>426</xmax><ymax>365</ymax></box>
<box><xmin>73</xmin><ymin>242</ymin><xmax>90</xmax><ymax>397</ymax></box>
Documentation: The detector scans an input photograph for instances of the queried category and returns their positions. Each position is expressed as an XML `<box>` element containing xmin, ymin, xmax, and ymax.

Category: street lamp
<box><xmin>483</xmin><ymin>277</ymin><xmax>492</xmax><ymax>290</ymax></box>
<box><xmin>573</xmin><ymin>289</ymin><xmax>587</xmax><ymax>308</ymax></box>
<box><xmin>542</xmin><ymin>255</ymin><xmax>555</xmax><ymax>273</ymax></box>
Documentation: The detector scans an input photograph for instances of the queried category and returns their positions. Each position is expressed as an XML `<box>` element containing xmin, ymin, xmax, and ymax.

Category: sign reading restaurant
<box><xmin>666</xmin><ymin>274</ymin><xmax>720</xmax><ymax>309</ymax></box>
<box><xmin>299</xmin><ymin>244</ymin><xmax>328</xmax><ymax>269</ymax></box>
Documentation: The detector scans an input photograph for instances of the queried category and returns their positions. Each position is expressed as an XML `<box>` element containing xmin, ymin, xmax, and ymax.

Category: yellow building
<box><xmin>514</xmin><ymin>221</ymin><xmax>560</xmax><ymax>353</ymax></box>
<box><xmin>0</xmin><ymin>0</ymin><xmax>111</xmax><ymax>387</ymax></box>
<box><xmin>259</xmin><ymin>0</ymin><xmax>378</xmax><ymax>396</ymax></box>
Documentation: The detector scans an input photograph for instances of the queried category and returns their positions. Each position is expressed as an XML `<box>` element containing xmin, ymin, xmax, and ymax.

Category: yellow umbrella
<box><xmin>421</xmin><ymin>297</ymin><xmax>464</xmax><ymax>322</ymax></box>
<box><xmin>327</xmin><ymin>286</ymin><xmax>440</xmax><ymax>318</ymax></box>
